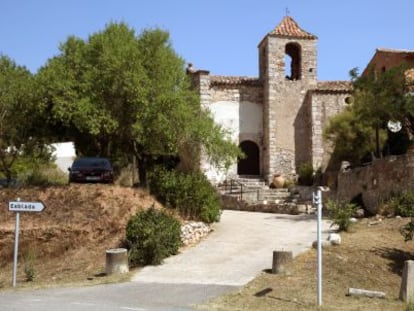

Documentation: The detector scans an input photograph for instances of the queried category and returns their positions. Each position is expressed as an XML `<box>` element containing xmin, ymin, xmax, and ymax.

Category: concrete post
<box><xmin>272</xmin><ymin>250</ymin><xmax>293</xmax><ymax>274</ymax></box>
<box><xmin>106</xmin><ymin>248</ymin><xmax>129</xmax><ymax>275</ymax></box>
<box><xmin>400</xmin><ymin>260</ymin><xmax>414</xmax><ymax>302</ymax></box>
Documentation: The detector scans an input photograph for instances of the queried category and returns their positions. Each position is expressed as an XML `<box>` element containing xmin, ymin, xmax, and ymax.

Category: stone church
<box><xmin>188</xmin><ymin>15</ymin><xmax>352</xmax><ymax>184</ymax></box>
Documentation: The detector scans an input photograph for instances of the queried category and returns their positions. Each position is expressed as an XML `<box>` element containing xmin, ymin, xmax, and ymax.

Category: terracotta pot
<box><xmin>271</xmin><ymin>174</ymin><xmax>285</xmax><ymax>188</ymax></box>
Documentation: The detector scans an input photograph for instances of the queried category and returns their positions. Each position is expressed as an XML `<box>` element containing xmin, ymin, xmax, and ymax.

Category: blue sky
<box><xmin>1</xmin><ymin>0</ymin><xmax>413</xmax><ymax>81</ymax></box>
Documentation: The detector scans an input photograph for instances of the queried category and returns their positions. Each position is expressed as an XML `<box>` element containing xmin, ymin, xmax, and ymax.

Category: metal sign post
<box><xmin>12</xmin><ymin>205</ymin><xmax>20</xmax><ymax>287</ymax></box>
<box><xmin>8</xmin><ymin>198</ymin><xmax>45</xmax><ymax>287</ymax></box>
<box><xmin>313</xmin><ymin>189</ymin><xmax>323</xmax><ymax>307</ymax></box>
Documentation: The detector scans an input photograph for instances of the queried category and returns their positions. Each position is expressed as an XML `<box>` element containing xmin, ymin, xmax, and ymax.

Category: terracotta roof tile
<box><xmin>313</xmin><ymin>81</ymin><xmax>352</xmax><ymax>93</ymax></box>
<box><xmin>376</xmin><ymin>48</ymin><xmax>414</xmax><ymax>54</ymax></box>
<box><xmin>269</xmin><ymin>16</ymin><xmax>317</xmax><ymax>40</ymax></box>
<box><xmin>210</xmin><ymin>75</ymin><xmax>262</xmax><ymax>86</ymax></box>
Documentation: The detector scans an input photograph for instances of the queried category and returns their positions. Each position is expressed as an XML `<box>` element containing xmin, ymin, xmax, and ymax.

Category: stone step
<box><xmin>233</xmin><ymin>175</ymin><xmax>266</xmax><ymax>184</ymax></box>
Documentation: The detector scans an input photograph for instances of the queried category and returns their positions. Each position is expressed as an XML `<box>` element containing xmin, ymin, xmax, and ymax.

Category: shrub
<box><xmin>23</xmin><ymin>248</ymin><xmax>37</xmax><ymax>282</ymax></box>
<box><xmin>8</xmin><ymin>160</ymin><xmax>68</xmax><ymax>187</ymax></box>
<box><xmin>149</xmin><ymin>168</ymin><xmax>221</xmax><ymax>223</ymax></box>
<box><xmin>325</xmin><ymin>199</ymin><xmax>358</xmax><ymax>232</ymax></box>
<box><xmin>25</xmin><ymin>165</ymin><xmax>68</xmax><ymax>186</ymax></box>
<box><xmin>406</xmin><ymin>303</ymin><xmax>414</xmax><ymax>311</ymax></box>
<box><xmin>387</xmin><ymin>191</ymin><xmax>414</xmax><ymax>217</ymax></box>
<box><xmin>401</xmin><ymin>220</ymin><xmax>414</xmax><ymax>242</ymax></box>
<box><xmin>126</xmin><ymin>207</ymin><xmax>182</xmax><ymax>266</ymax></box>
<box><xmin>297</xmin><ymin>162</ymin><xmax>314</xmax><ymax>186</ymax></box>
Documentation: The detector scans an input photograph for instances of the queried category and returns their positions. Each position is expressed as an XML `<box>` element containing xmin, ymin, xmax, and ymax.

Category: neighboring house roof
<box><xmin>376</xmin><ymin>48</ymin><xmax>414</xmax><ymax>54</ymax></box>
<box><xmin>362</xmin><ymin>48</ymin><xmax>414</xmax><ymax>76</ymax></box>
<box><xmin>269</xmin><ymin>15</ymin><xmax>317</xmax><ymax>40</ymax></box>
<box><xmin>210</xmin><ymin>75</ymin><xmax>262</xmax><ymax>87</ymax></box>
<box><xmin>312</xmin><ymin>81</ymin><xmax>352</xmax><ymax>93</ymax></box>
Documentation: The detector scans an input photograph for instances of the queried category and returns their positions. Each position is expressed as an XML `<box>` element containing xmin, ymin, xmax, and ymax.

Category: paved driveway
<box><xmin>132</xmin><ymin>210</ymin><xmax>331</xmax><ymax>286</ymax></box>
<box><xmin>0</xmin><ymin>210</ymin><xmax>331</xmax><ymax>310</ymax></box>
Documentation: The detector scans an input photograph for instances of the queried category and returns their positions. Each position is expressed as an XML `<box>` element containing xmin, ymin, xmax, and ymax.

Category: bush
<box><xmin>386</xmin><ymin>191</ymin><xmax>414</xmax><ymax>217</ymax></box>
<box><xmin>7</xmin><ymin>159</ymin><xmax>68</xmax><ymax>186</ymax></box>
<box><xmin>23</xmin><ymin>248</ymin><xmax>37</xmax><ymax>282</ymax></box>
<box><xmin>326</xmin><ymin>199</ymin><xmax>358</xmax><ymax>232</ymax></box>
<box><xmin>401</xmin><ymin>220</ymin><xmax>414</xmax><ymax>242</ymax></box>
<box><xmin>25</xmin><ymin>165</ymin><xmax>68</xmax><ymax>186</ymax></box>
<box><xmin>297</xmin><ymin>162</ymin><xmax>314</xmax><ymax>186</ymax></box>
<box><xmin>126</xmin><ymin>207</ymin><xmax>182</xmax><ymax>266</ymax></box>
<box><xmin>149</xmin><ymin>168</ymin><xmax>221</xmax><ymax>223</ymax></box>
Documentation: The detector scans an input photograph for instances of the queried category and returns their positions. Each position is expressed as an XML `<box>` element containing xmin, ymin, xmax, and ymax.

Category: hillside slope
<box><xmin>0</xmin><ymin>184</ymin><xmax>160</xmax><ymax>286</ymax></box>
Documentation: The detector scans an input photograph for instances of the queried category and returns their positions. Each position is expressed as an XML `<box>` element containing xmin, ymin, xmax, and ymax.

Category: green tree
<box><xmin>0</xmin><ymin>55</ymin><xmax>52</xmax><ymax>183</ymax></box>
<box><xmin>37</xmin><ymin>23</ymin><xmax>240</xmax><ymax>186</ymax></box>
<box><xmin>324</xmin><ymin>65</ymin><xmax>414</xmax><ymax>166</ymax></box>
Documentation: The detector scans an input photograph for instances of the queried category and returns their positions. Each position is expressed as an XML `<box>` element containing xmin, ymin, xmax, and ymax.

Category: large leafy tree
<box><xmin>37</xmin><ymin>23</ymin><xmax>240</xmax><ymax>186</ymax></box>
<box><xmin>0</xmin><ymin>55</ymin><xmax>53</xmax><ymax>182</ymax></box>
<box><xmin>324</xmin><ymin>65</ymin><xmax>414</xmax><ymax>167</ymax></box>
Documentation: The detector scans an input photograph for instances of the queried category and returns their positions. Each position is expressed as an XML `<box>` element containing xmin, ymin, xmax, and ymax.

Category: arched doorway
<box><xmin>238</xmin><ymin>141</ymin><xmax>260</xmax><ymax>175</ymax></box>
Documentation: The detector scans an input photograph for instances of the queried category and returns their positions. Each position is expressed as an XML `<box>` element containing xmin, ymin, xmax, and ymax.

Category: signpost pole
<box><xmin>12</xmin><ymin>198</ymin><xmax>20</xmax><ymax>287</ymax></box>
<box><xmin>317</xmin><ymin>189</ymin><xmax>322</xmax><ymax>307</ymax></box>
<box><xmin>313</xmin><ymin>189</ymin><xmax>323</xmax><ymax>307</ymax></box>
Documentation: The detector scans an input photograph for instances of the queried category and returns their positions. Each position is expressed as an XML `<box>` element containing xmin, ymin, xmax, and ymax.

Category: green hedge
<box><xmin>149</xmin><ymin>168</ymin><xmax>221</xmax><ymax>223</ymax></box>
<box><xmin>126</xmin><ymin>207</ymin><xmax>182</xmax><ymax>266</ymax></box>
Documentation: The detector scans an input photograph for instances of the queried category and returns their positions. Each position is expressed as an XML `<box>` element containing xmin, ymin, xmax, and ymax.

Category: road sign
<box><xmin>8</xmin><ymin>201</ymin><xmax>45</xmax><ymax>212</ymax></box>
<box><xmin>8</xmin><ymin>198</ymin><xmax>46</xmax><ymax>286</ymax></box>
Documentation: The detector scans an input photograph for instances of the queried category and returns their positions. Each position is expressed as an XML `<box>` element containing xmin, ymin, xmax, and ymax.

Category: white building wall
<box><xmin>51</xmin><ymin>142</ymin><xmax>76</xmax><ymax>174</ymax></box>
<box><xmin>201</xmin><ymin>100</ymin><xmax>263</xmax><ymax>183</ymax></box>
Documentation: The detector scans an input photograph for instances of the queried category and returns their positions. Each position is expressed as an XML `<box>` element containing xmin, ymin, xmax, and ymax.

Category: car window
<box><xmin>72</xmin><ymin>158</ymin><xmax>111</xmax><ymax>169</ymax></box>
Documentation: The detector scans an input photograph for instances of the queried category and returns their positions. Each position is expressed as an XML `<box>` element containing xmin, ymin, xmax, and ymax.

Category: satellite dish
<box><xmin>387</xmin><ymin>120</ymin><xmax>402</xmax><ymax>133</ymax></box>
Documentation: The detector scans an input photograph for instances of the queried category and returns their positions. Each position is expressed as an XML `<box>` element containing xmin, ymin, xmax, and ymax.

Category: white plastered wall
<box><xmin>201</xmin><ymin>100</ymin><xmax>263</xmax><ymax>184</ymax></box>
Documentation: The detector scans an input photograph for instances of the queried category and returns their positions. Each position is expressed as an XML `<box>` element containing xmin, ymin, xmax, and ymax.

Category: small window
<box><xmin>344</xmin><ymin>96</ymin><xmax>353</xmax><ymax>105</ymax></box>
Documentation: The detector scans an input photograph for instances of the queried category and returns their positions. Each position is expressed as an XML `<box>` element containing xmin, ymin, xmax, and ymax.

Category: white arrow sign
<box><xmin>8</xmin><ymin>201</ymin><xmax>45</xmax><ymax>212</ymax></box>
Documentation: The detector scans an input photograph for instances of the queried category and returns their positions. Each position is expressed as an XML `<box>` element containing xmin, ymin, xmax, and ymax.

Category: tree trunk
<box><xmin>375</xmin><ymin>121</ymin><xmax>382</xmax><ymax>158</ymax></box>
<box><xmin>137</xmin><ymin>157</ymin><xmax>148</xmax><ymax>188</ymax></box>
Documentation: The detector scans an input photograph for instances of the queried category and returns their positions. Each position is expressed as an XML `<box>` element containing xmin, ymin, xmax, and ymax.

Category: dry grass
<box><xmin>199</xmin><ymin>217</ymin><xmax>413</xmax><ymax>311</ymax></box>
<box><xmin>0</xmin><ymin>184</ymin><xmax>159</xmax><ymax>289</ymax></box>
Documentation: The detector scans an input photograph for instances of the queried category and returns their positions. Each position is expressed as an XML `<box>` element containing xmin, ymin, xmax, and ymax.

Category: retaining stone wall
<box><xmin>336</xmin><ymin>153</ymin><xmax>414</xmax><ymax>214</ymax></box>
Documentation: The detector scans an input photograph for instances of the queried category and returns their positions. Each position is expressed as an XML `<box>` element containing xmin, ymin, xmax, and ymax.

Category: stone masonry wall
<box><xmin>210</xmin><ymin>84</ymin><xmax>263</xmax><ymax>104</ymax></box>
<box><xmin>336</xmin><ymin>153</ymin><xmax>414</xmax><ymax>214</ymax></box>
<box><xmin>310</xmin><ymin>92</ymin><xmax>349</xmax><ymax>170</ymax></box>
<box><xmin>262</xmin><ymin>36</ymin><xmax>317</xmax><ymax>182</ymax></box>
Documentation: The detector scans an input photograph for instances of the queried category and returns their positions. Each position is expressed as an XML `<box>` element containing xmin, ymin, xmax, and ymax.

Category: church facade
<box><xmin>188</xmin><ymin>16</ymin><xmax>352</xmax><ymax>184</ymax></box>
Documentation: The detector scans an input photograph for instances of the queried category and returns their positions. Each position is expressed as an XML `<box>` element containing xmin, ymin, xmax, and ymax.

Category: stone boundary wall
<box><xmin>336</xmin><ymin>153</ymin><xmax>414</xmax><ymax>214</ymax></box>
<box><xmin>181</xmin><ymin>222</ymin><xmax>211</xmax><ymax>246</ymax></box>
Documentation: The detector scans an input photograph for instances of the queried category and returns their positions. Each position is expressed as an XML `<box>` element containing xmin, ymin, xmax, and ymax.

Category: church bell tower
<box><xmin>259</xmin><ymin>15</ymin><xmax>318</xmax><ymax>181</ymax></box>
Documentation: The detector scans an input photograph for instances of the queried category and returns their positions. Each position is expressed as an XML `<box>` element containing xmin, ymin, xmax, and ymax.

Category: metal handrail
<box><xmin>223</xmin><ymin>179</ymin><xmax>244</xmax><ymax>201</ymax></box>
